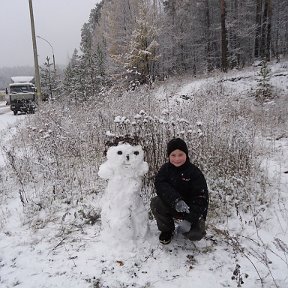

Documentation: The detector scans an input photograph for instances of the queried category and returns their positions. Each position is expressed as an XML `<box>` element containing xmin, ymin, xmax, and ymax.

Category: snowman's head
<box><xmin>106</xmin><ymin>143</ymin><xmax>145</xmax><ymax>171</ymax></box>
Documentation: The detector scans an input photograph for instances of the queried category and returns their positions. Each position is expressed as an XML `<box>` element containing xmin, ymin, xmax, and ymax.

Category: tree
<box><xmin>62</xmin><ymin>49</ymin><xmax>84</xmax><ymax>102</ymax></box>
<box><xmin>125</xmin><ymin>1</ymin><xmax>160</xmax><ymax>87</ymax></box>
<box><xmin>80</xmin><ymin>22</ymin><xmax>98</xmax><ymax>99</ymax></box>
<box><xmin>89</xmin><ymin>2</ymin><xmax>109</xmax><ymax>81</ymax></box>
<box><xmin>220</xmin><ymin>0</ymin><xmax>228</xmax><ymax>72</ymax></box>
<box><xmin>204</xmin><ymin>0</ymin><xmax>213</xmax><ymax>72</ymax></box>
<box><xmin>255</xmin><ymin>59</ymin><xmax>272</xmax><ymax>102</ymax></box>
<box><xmin>60</xmin><ymin>0</ymin><xmax>288</xmax><ymax>93</ymax></box>
<box><xmin>40</xmin><ymin>57</ymin><xmax>54</xmax><ymax>101</ymax></box>
<box><xmin>255</xmin><ymin>0</ymin><xmax>272</xmax><ymax>60</ymax></box>
<box><xmin>225</xmin><ymin>0</ymin><xmax>256</xmax><ymax>68</ymax></box>
<box><xmin>103</xmin><ymin>0</ymin><xmax>139</xmax><ymax>76</ymax></box>
<box><xmin>271</xmin><ymin>0</ymin><xmax>288</xmax><ymax>60</ymax></box>
<box><xmin>161</xmin><ymin>0</ymin><xmax>207</xmax><ymax>75</ymax></box>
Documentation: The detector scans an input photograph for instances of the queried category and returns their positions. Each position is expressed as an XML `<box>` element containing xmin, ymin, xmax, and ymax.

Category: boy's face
<box><xmin>169</xmin><ymin>149</ymin><xmax>187</xmax><ymax>167</ymax></box>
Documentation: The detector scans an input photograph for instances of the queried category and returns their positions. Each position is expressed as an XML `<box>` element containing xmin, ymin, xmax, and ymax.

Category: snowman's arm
<box><xmin>98</xmin><ymin>161</ymin><xmax>114</xmax><ymax>179</ymax></box>
<box><xmin>136</xmin><ymin>161</ymin><xmax>149</xmax><ymax>177</ymax></box>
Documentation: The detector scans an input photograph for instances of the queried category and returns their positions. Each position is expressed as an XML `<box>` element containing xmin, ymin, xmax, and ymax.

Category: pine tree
<box><xmin>62</xmin><ymin>49</ymin><xmax>84</xmax><ymax>102</ymax></box>
<box><xmin>255</xmin><ymin>59</ymin><xmax>272</xmax><ymax>102</ymax></box>
<box><xmin>40</xmin><ymin>57</ymin><xmax>59</xmax><ymax>101</ymax></box>
<box><xmin>80</xmin><ymin>22</ymin><xmax>98</xmax><ymax>99</ymax></box>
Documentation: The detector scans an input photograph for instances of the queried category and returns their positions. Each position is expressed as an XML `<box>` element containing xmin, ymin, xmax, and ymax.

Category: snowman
<box><xmin>98</xmin><ymin>142</ymin><xmax>149</xmax><ymax>246</ymax></box>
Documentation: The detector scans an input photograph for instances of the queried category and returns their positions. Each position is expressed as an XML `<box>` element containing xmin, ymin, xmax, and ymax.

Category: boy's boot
<box><xmin>183</xmin><ymin>219</ymin><xmax>206</xmax><ymax>241</ymax></box>
<box><xmin>159</xmin><ymin>230</ymin><xmax>174</xmax><ymax>244</ymax></box>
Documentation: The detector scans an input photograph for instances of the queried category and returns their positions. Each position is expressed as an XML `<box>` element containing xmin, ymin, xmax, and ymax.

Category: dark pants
<box><xmin>150</xmin><ymin>196</ymin><xmax>205</xmax><ymax>233</ymax></box>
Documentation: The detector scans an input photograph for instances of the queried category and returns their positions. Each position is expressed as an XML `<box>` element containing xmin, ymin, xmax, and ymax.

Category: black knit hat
<box><xmin>167</xmin><ymin>138</ymin><xmax>189</xmax><ymax>156</ymax></box>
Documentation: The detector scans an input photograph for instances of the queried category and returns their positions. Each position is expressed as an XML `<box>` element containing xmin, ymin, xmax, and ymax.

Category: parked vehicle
<box><xmin>6</xmin><ymin>76</ymin><xmax>36</xmax><ymax>115</ymax></box>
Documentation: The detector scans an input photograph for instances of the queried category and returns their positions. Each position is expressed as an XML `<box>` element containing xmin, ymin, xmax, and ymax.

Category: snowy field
<box><xmin>0</xmin><ymin>61</ymin><xmax>288</xmax><ymax>288</ymax></box>
<box><xmin>0</xmin><ymin>102</ymin><xmax>17</xmax><ymax>130</ymax></box>
<box><xmin>0</xmin><ymin>102</ymin><xmax>26</xmax><ymax>166</ymax></box>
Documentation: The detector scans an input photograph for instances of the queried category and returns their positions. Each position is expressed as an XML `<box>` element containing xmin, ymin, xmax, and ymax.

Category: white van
<box><xmin>6</xmin><ymin>76</ymin><xmax>36</xmax><ymax>115</ymax></box>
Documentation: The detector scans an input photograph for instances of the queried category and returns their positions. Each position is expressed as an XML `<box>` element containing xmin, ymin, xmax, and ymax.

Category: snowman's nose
<box><xmin>126</xmin><ymin>155</ymin><xmax>129</xmax><ymax>161</ymax></box>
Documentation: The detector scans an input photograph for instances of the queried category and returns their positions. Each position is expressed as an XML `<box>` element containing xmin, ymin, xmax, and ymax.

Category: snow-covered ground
<box><xmin>0</xmin><ymin>61</ymin><xmax>288</xmax><ymax>288</ymax></box>
<box><xmin>0</xmin><ymin>102</ymin><xmax>17</xmax><ymax>130</ymax></box>
<box><xmin>0</xmin><ymin>102</ymin><xmax>26</xmax><ymax>167</ymax></box>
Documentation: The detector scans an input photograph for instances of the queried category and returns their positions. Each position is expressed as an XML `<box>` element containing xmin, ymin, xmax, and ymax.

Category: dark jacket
<box><xmin>155</xmin><ymin>160</ymin><xmax>209</xmax><ymax>218</ymax></box>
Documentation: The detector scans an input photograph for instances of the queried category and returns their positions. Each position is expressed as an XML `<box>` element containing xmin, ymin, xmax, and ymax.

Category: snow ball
<box><xmin>43</xmin><ymin>133</ymin><xmax>50</xmax><ymax>139</ymax></box>
<box><xmin>134</xmin><ymin>114</ymin><xmax>142</xmax><ymax>120</ymax></box>
<box><xmin>159</xmin><ymin>119</ymin><xmax>167</xmax><ymax>124</ymax></box>
<box><xmin>161</xmin><ymin>109</ymin><xmax>169</xmax><ymax>115</ymax></box>
<box><xmin>105</xmin><ymin>131</ymin><xmax>115</xmax><ymax>137</ymax></box>
<box><xmin>114</xmin><ymin>116</ymin><xmax>122</xmax><ymax>123</ymax></box>
<box><xmin>139</xmin><ymin>110</ymin><xmax>146</xmax><ymax>115</ymax></box>
<box><xmin>178</xmin><ymin>118</ymin><xmax>189</xmax><ymax>124</ymax></box>
<box><xmin>197</xmin><ymin>129</ymin><xmax>203</xmax><ymax>136</ymax></box>
<box><xmin>124</xmin><ymin>119</ymin><xmax>131</xmax><ymax>124</ymax></box>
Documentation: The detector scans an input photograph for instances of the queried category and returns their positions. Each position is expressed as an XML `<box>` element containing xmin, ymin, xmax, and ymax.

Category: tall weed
<box><xmin>3</xmin><ymin>81</ymin><xmax>271</xmax><ymax>226</ymax></box>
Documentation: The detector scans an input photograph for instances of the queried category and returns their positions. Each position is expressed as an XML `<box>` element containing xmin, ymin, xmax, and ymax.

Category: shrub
<box><xmin>3</xmin><ymin>79</ymin><xmax>268</xmax><ymax>227</ymax></box>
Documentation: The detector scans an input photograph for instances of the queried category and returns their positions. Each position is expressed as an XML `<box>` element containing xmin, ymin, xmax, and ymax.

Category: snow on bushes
<box><xmin>3</xmin><ymin>83</ymin><xmax>268</xmax><ymax>231</ymax></box>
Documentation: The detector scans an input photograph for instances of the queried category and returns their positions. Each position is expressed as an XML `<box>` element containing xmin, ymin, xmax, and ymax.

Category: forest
<box><xmin>1</xmin><ymin>1</ymin><xmax>288</xmax><ymax>287</ymax></box>
<box><xmin>59</xmin><ymin>0</ymin><xmax>288</xmax><ymax>100</ymax></box>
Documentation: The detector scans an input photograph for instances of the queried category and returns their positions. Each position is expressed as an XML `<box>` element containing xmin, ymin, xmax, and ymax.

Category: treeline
<box><xmin>62</xmin><ymin>0</ymin><xmax>288</xmax><ymax>99</ymax></box>
<box><xmin>0</xmin><ymin>66</ymin><xmax>34</xmax><ymax>90</ymax></box>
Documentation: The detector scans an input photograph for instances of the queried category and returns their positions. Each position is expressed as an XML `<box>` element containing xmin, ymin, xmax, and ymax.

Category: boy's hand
<box><xmin>175</xmin><ymin>200</ymin><xmax>190</xmax><ymax>213</ymax></box>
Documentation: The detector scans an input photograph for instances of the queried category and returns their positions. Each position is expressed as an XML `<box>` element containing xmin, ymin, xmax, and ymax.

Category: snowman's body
<box><xmin>98</xmin><ymin>143</ymin><xmax>149</xmax><ymax>243</ymax></box>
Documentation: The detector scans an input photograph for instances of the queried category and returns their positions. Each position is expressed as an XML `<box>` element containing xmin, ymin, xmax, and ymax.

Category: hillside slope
<box><xmin>0</xmin><ymin>61</ymin><xmax>287</xmax><ymax>288</ymax></box>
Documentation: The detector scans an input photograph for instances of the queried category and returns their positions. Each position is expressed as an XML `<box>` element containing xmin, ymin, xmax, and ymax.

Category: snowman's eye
<box><xmin>117</xmin><ymin>151</ymin><xmax>123</xmax><ymax>155</ymax></box>
<box><xmin>134</xmin><ymin>151</ymin><xmax>139</xmax><ymax>155</ymax></box>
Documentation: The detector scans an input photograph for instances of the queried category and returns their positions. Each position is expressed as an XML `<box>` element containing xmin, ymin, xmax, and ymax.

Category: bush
<box><xmin>255</xmin><ymin>60</ymin><xmax>273</xmax><ymax>102</ymax></box>
<box><xmin>3</xmin><ymin>80</ymin><xmax>269</xmax><ymax>228</ymax></box>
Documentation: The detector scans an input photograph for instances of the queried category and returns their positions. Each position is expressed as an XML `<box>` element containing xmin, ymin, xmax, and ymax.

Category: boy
<box><xmin>150</xmin><ymin>138</ymin><xmax>209</xmax><ymax>244</ymax></box>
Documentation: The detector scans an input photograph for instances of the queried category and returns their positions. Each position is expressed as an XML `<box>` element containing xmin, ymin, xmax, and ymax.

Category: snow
<box><xmin>0</xmin><ymin>60</ymin><xmax>288</xmax><ymax>287</ymax></box>
<box><xmin>11</xmin><ymin>76</ymin><xmax>34</xmax><ymax>84</ymax></box>
<box><xmin>0</xmin><ymin>101</ymin><xmax>25</xmax><ymax>166</ymax></box>
<box><xmin>0</xmin><ymin>102</ymin><xmax>21</xmax><ymax>131</ymax></box>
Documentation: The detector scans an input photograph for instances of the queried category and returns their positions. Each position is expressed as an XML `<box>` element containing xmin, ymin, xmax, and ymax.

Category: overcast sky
<box><xmin>0</xmin><ymin>0</ymin><xmax>100</xmax><ymax>68</ymax></box>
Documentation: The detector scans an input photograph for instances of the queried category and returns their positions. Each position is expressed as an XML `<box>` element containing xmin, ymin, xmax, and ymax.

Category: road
<box><xmin>0</xmin><ymin>101</ymin><xmax>10</xmax><ymax>115</ymax></box>
<box><xmin>0</xmin><ymin>101</ymin><xmax>26</xmax><ymax>167</ymax></box>
<box><xmin>0</xmin><ymin>101</ymin><xmax>26</xmax><ymax>132</ymax></box>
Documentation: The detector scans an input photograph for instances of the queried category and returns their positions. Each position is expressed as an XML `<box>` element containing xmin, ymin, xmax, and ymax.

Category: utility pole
<box><xmin>28</xmin><ymin>0</ymin><xmax>42</xmax><ymax>102</ymax></box>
